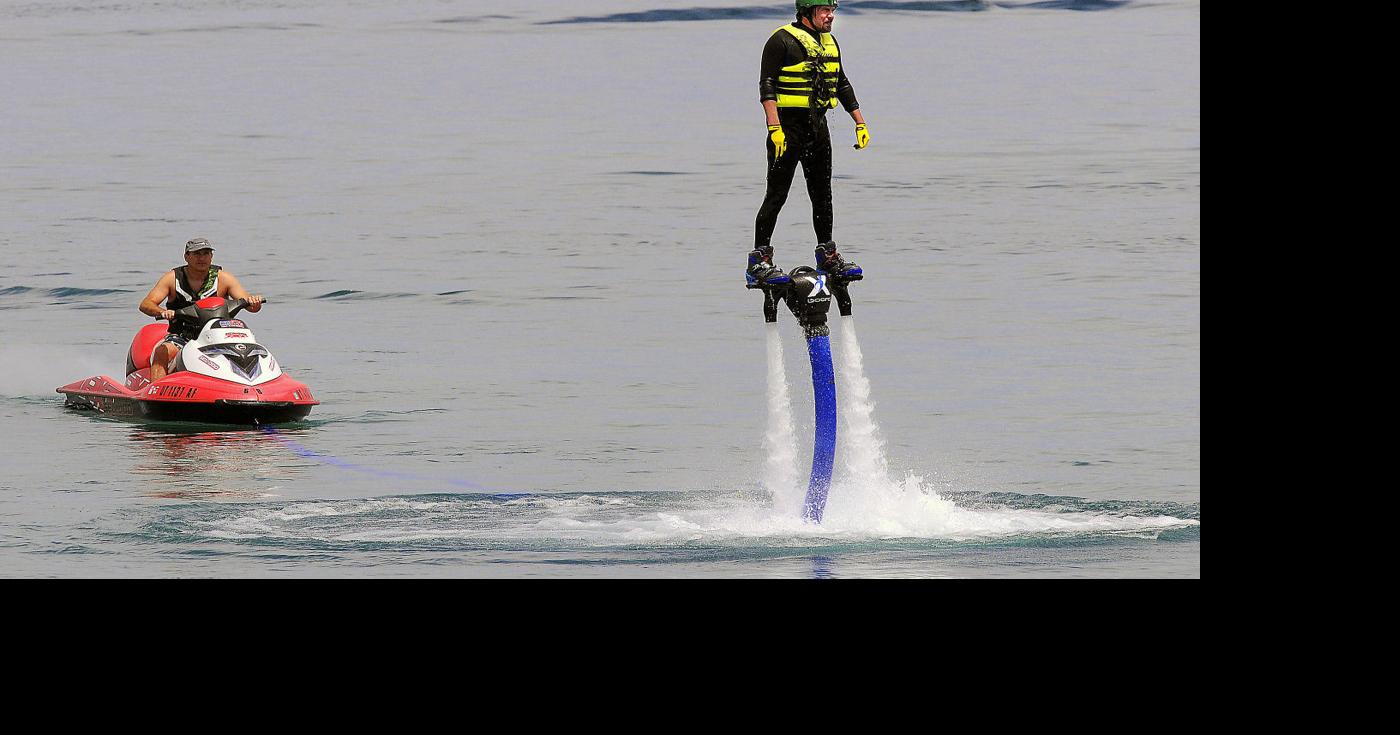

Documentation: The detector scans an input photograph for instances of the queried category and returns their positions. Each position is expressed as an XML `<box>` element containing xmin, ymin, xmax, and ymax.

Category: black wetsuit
<box><xmin>755</xmin><ymin>22</ymin><xmax>859</xmax><ymax>251</ymax></box>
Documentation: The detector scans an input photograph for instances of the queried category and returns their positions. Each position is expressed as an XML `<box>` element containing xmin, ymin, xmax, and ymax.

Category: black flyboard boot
<box><xmin>747</xmin><ymin>245</ymin><xmax>792</xmax><ymax>288</ymax></box>
<box><xmin>812</xmin><ymin>243</ymin><xmax>860</xmax><ymax>317</ymax></box>
<box><xmin>815</xmin><ymin>242</ymin><xmax>862</xmax><ymax>280</ymax></box>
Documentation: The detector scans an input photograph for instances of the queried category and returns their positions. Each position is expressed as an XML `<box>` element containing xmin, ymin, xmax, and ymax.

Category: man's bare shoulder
<box><xmin>216</xmin><ymin>270</ymin><xmax>243</xmax><ymax>294</ymax></box>
<box><xmin>141</xmin><ymin>270</ymin><xmax>176</xmax><ymax>304</ymax></box>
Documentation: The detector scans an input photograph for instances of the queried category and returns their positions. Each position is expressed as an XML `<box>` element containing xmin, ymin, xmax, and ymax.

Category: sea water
<box><xmin>0</xmin><ymin>0</ymin><xmax>1200</xmax><ymax>577</ymax></box>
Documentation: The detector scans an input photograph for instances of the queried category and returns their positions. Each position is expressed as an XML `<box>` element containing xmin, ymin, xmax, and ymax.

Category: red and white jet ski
<box><xmin>56</xmin><ymin>296</ymin><xmax>318</xmax><ymax>424</ymax></box>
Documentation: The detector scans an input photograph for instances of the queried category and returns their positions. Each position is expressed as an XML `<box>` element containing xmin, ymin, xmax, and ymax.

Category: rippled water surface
<box><xmin>0</xmin><ymin>0</ymin><xmax>1200</xmax><ymax>577</ymax></box>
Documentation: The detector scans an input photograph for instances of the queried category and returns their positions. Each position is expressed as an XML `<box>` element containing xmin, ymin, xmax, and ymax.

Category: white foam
<box><xmin>194</xmin><ymin>489</ymin><xmax>1195</xmax><ymax>546</ymax></box>
<box><xmin>816</xmin><ymin>470</ymin><xmax>1192</xmax><ymax>539</ymax></box>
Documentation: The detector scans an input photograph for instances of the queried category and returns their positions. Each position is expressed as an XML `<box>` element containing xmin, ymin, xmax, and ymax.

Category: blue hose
<box><xmin>803</xmin><ymin>334</ymin><xmax>836</xmax><ymax>523</ymax></box>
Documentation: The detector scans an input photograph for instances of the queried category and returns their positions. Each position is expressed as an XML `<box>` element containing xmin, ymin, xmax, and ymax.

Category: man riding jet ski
<box><xmin>141</xmin><ymin>237</ymin><xmax>261</xmax><ymax>381</ymax></box>
<box><xmin>55</xmin><ymin>238</ymin><xmax>316</xmax><ymax>424</ymax></box>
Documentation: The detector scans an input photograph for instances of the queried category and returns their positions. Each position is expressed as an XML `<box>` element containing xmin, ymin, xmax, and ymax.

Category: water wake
<box><xmin>136</xmin><ymin>490</ymin><xmax>1197</xmax><ymax>550</ymax></box>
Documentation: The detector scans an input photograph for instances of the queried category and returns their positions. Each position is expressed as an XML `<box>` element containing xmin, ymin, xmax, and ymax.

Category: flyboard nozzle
<box><xmin>784</xmin><ymin>266</ymin><xmax>832</xmax><ymax>338</ymax></box>
<box><xmin>747</xmin><ymin>281</ymin><xmax>784</xmax><ymax>323</ymax></box>
<box><xmin>825</xmin><ymin>271</ymin><xmax>860</xmax><ymax>317</ymax></box>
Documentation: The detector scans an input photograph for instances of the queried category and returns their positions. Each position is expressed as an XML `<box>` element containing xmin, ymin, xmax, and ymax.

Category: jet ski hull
<box><xmin>58</xmin><ymin>298</ymin><xmax>318</xmax><ymax>426</ymax></box>
<box><xmin>57</xmin><ymin>372</ymin><xmax>316</xmax><ymax>425</ymax></box>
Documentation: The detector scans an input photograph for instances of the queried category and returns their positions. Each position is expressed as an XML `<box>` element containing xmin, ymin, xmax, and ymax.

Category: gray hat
<box><xmin>185</xmin><ymin>237</ymin><xmax>215</xmax><ymax>253</ymax></box>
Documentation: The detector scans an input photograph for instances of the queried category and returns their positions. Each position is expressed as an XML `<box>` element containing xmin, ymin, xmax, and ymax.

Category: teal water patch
<box><xmin>0</xmin><ymin>285</ymin><xmax>134</xmax><ymax>311</ymax></box>
<box><xmin>1007</xmin><ymin>1</ymin><xmax>1129</xmax><ymax>9</ymax></box>
<box><xmin>541</xmin><ymin>6</ymin><xmax>787</xmax><ymax>24</ymax></box>
<box><xmin>845</xmin><ymin>0</ymin><xmax>989</xmax><ymax>10</ymax></box>
<box><xmin>313</xmin><ymin>290</ymin><xmax>419</xmax><ymax>300</ymax></box>
<box><xmin>123</xmin><ymin>22</ymin><xmax>325</xmax><ymax>37</ymax></box>
<box><xmin>944</xmin><ymin>490</ymin><xmax>1199</xmax><ymax>520</ymax></box>
<box><xmin>0</xmin><ymin>286</ymin><xmax>131</xmax><ymax>298</ymax></box>
<box><xmin>48</xmin><ymin>287</ymin><xmax>134</xmax><ymax>297</ymax></box>
<box><xmin>523</xmin><ymin>285</ymin><xmax>608</xmax><ymax>301</ymax></box>
<box><xmin>434</xmin><ymin>15</ymin><xmax>515</xmax><ymax>24</ymax></box>
<box><xmin>339</xmin><ymin>408</ymin><xmax>449</xmax><ymax>423</ymax></box>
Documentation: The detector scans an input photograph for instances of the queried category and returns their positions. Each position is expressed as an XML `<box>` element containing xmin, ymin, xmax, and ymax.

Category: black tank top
<box><xmin>165</xmin><ymin>265</ymin><xmax>221</xmax><ymax>338</ymax></box>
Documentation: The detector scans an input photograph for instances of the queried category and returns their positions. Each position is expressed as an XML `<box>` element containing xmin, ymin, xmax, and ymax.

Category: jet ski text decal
<box><xmin>147</xmin><ymin>385</ymin><xmax>199</xmax><ymax>399</ymax></box>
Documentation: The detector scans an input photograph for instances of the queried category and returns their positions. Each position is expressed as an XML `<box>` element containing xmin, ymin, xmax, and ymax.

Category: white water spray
<box><xmin>834</xmin><ymin>316</ymin><xmax>890</xmax><ymax>485</ymax></box>
<box><xmin>763</xmin><ymin>323</ymin><xmax>802</xmax><ymax>514</ymax></box>
<box><xmin>817</xmin><ymin>314</ymin><xmax>966</xmax><ymax>532</ymax></box>
<box><xmin>738</xmin><ymin>316</ymin><xmax>1196</xmax><ymax>540</ymax></box>
<box><xmin>0</xmin><ymin>345</ymin><xmax>110</xmax><ymax>398</ymax></box>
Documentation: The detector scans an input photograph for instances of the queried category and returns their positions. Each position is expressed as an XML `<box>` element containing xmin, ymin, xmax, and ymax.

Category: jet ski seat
<box><xmin>126</xmin><ymin>323</ymin><xmax>172</xmax><ymax>376</ymax></box>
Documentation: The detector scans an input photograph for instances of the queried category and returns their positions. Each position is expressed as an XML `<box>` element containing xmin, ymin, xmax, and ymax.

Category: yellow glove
<box><xmin>768</xmin><ymin>124</ymin><xmax>787</xmax><ymax>159</ymax></box>
<box><xmin>854</xmin><ymin>123</ymin><xmax>870</xmax><ymax>150</ymax></box>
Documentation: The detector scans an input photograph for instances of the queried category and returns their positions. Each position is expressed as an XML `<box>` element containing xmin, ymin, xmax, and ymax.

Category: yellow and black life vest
<box><xmin>772</xmin><ymin>25</ymin><xmax>840</xmax><ymax>109</ymax></box>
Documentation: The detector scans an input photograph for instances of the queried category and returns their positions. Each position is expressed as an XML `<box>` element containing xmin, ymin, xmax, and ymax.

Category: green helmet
<box><xmin>796</xmin><ymin>0</ymin><xmax>837</xmax><ymax>10</ymax></box>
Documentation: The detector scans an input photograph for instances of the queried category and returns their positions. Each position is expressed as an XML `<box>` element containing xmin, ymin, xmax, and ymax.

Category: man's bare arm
<box><xmin>139</xmin><ymin>272</ymin><xmax>175</xmax><ymax>319</ymax></box>
<box><xmin>221</xmin><ymin>272</ymin><xmax>263</xmax><ymax>312</ymax></box>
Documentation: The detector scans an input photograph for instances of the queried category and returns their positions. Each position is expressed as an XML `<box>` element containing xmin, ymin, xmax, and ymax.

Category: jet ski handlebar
<box><xmin>156</xmin><ymin>297</ymin><xmax>267</xmax><ymax>322</ymax></box>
